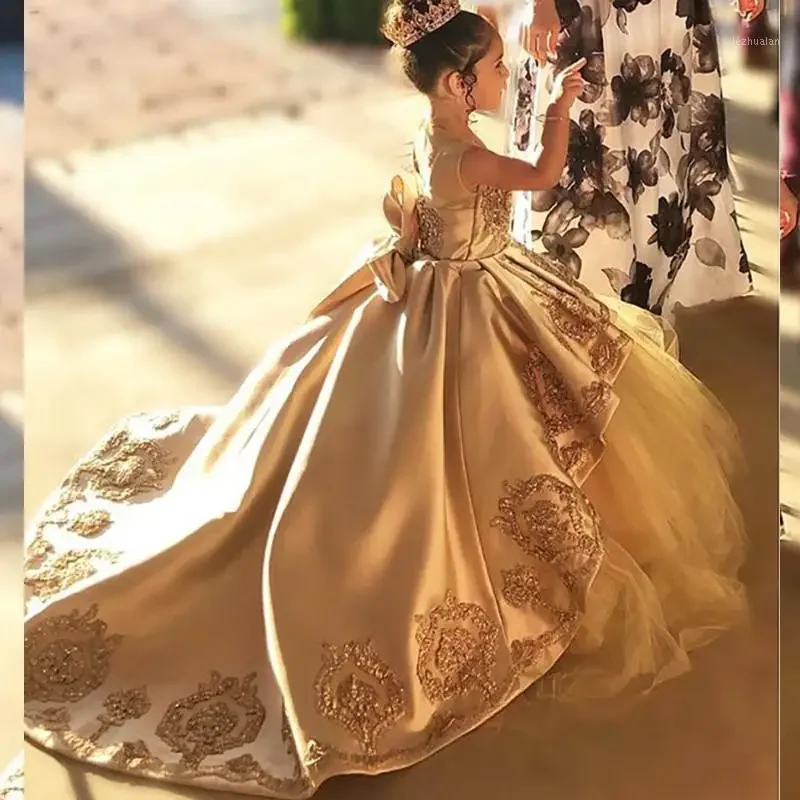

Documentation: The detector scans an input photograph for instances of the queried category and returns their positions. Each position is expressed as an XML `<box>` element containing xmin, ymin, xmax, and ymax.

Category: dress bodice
<box><xmin>412</xmin><ymin>125</ymin><xmax>514</xmax><ymax>262</ymax></box>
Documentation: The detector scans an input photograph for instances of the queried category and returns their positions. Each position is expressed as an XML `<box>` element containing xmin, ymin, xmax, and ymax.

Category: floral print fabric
<box><xmin>514</xmin><ymin>0</ymin><xmax>752</xmax><ymax>315</ymax></box>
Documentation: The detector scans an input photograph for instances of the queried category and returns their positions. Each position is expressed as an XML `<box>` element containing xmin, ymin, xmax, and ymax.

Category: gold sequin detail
<box><xmin>510</xmin><ymin>626</ymin><xmax>574</xmax><ymax>672</ymax></box>
<box><xmin>415</xmin><ymin>591</ymin><xmax>504</xmax><ymax>706</ymax></box>
<box><xmin>501</xmin><ymin>565</ymin><xmax>580</xmax><ymax>627</ymax></box>
<box><xmin>491</xmin><ymin>476</ymin><xmax>603</xmax><ymax>672</ymax></box>
<box><xmin>490</xmin><ymin>475</ymin><xmax>603</xmax><ymax>576</ymax></box>
<box><xmin>303</xmin><ymin>740</ymin><xmax>328</xmax><ymax>768</ymax></box>
<box><xmin>478</xmin><ymin>186</ymin><xmax>512</xmax><ymax>242</ymax></box>
<box><xmin>516</xmin><ymin>245</ymin><xmax>591</xmax><ymax>295</ymax></box>
<box><xmin>96</xmin><ymin>687</ymin><xmax>152</xmax><ymax>739</ymax></box>
<box><xmin>26</xmin><ymin>726</ymin><xmax>310</xmax><ymax>796</ymax></box>
<box><xmin>417</xmin><ymin>197</ymin><xmax>444</xmax><ymax>256</ymax></box>
<box><xmin>25</xmin><ymin>414</ymin><xmax>178</xmax><ymax>605</ymax></box>
<box><xmin>543</xmin><ymin>293</ymin><xmax>632</xmax><ymax>380</ymax></box>
<box><xmin>156</xmin><ymin>672</ymin><xmax>266</xmax><ymax>768</ymax></box>
<box><xmin>69</xmin><ymin>427</ymin><xmax>173</xmax><ymax>503</ymax></box>
<box><xmin>25</xmin><ymin>606</ymin><xmax>123</xmax><ymax>704</ymax></box>
<box><xmin>68</xmin><ymin>509</ymin><xmax>113</xmax><ymax>538</ymax></box>
<box><xmin>24</xmin><ymin>548</ymin><xmax>119</xmax><ymax>602</ymax></box>
<box><xmin>522</xmin><ymin>346</ymin><xmax>612</xmax><ymax>477</ymax></box>
<box><xmin>315</xmin><ymin>640</ymin><xmax>406</xmax><ymax>756</ymax></box>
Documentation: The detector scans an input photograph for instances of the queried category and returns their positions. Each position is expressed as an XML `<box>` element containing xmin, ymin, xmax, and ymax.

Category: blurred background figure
<box><xmin>21</xmin><ymin>1</ymin><xmax>778</xmax><ymax>799</ymax></box>
<box><xmin>0</xmin><ymin>0</ymin><xmax>21</xmax><ymax>789</ymax></box>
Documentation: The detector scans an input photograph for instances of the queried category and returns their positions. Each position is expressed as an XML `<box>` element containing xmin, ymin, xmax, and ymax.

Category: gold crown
<box><xmin>382</xmin><ymin>0</ymin><xmax>462</xmax><ymax>48</ymax></box>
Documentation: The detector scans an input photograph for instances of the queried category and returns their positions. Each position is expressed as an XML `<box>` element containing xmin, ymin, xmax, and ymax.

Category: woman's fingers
<box><xmin>562</xmin><ymin>72</ymin><xmax>585</xmax><ymax>87</ymax></box>
<box><xmin>560</xmin><ymin>57</ymin><xmax>588</xmax><ymax>76</ymax></box>
<box><xmin>546</xmin><ymin>29</ymin><xmax>559</xmax><ymax>56</ymax></box>
<box><xmin>528</xmin><ymin>24</ymin><xmax>560</xmax><ymax>63</ymax></box>
<box><xmin>530</xmin><ymin>32</ymin><xmax>546</xmax><ymax>63</ymax></box>
<box><xmin>476</xmin><ymin>4</ymin><xmax>499</xmax><ymax>27</ymax></box>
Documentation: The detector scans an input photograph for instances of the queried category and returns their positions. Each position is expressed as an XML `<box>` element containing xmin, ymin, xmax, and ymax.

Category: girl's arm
<box><xmin>461</xmin><ymin>58</ymin><xmax>585</xmax><ymax>192</ymax></box>
<box><xmin>461</xmin><ymin>104</ymin><xmax>570</xmax><ymax>192</ymax></box>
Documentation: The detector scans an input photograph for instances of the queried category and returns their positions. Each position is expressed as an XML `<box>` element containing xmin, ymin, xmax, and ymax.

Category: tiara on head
<box><xmin>382</xmin><ymin>0</ymin><xmax>462</xmax><ymax>48</ymax></box>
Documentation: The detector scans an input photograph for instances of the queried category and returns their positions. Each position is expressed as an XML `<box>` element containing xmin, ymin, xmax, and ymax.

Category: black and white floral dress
<box><xmin>508</xmin><ymin>0</ymin><xmax>752</xmax><ymax>316</ymax></box>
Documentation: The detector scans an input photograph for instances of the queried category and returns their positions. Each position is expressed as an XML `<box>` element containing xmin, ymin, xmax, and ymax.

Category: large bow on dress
<box><xmin>310</xmin><ymin>174</ymin><xmax>419</xmax><ymax>318</ymax></box>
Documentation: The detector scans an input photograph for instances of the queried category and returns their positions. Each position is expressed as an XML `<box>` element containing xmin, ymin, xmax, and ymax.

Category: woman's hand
<box><xmin>527</xmin><ymin>0</ymin><xmax>561</xmax><ymax>64</ymax></box>
<box><xmin>736</xmin><ymin>0</ymin><xmax>766</xmax><ymax>22</ymax></box>
<box><xmin>549</xmin><ymin>58</ymin><xmax>586</xmax><ymax>111</ymax></box>
<box><xmin>781</xmin><ymin>179</ymin><xmax>798</xmax><ymax>239</ymax></box>
<box><xmin>476</xmin><ymin>4</ymin><xmax>500</xmax><ymax>28</ymax></box>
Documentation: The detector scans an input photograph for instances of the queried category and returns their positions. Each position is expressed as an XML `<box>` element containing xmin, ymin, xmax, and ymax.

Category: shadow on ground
<box><xmin>26</xmin><ymin>174</ymin><xmax>251</xmax><ymax>386</ymax></box>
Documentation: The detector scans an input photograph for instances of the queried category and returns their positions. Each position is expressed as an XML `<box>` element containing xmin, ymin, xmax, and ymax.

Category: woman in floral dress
<box><xmin>481</xmin><ymin>0</ymin><xmax>756</xmax><ymax>316</ymax></box>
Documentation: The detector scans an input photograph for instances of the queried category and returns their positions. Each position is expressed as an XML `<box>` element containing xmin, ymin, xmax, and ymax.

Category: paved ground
<box><xmin>26</xmin><ymin>0</ymin><xmax>395</xmax><ymax>160</ymax></box>
<box><xmin>18</xmin><ymin>4</ymin><xmax>780</xmax><ymax>800</ymax></box>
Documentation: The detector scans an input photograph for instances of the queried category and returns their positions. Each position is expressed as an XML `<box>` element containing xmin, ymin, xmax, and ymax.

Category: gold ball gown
<box><xmin>23</xmin><ymin>126</ymin><xmax>747</xmax><ymax>798</ymax></box>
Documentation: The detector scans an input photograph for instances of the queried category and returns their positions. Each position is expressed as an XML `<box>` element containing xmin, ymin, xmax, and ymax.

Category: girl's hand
<box><xmin>781</xmin><ymin>179</ymin><xmax>798</xmax><ymax>239</ymax></box>
<box><xmin>736</xmin><ymin>0</ymin><xmax>766</xmax><ymax>22</ymax></box>
<box><xmin>549</xmin><ymin>58</ymin><xmax>587</xmax><ymax>111</ymax></box>
<box><xmin>526</xmin><ymin>0</ymin><xmax>561</xmax><ymax>64</ymax></box>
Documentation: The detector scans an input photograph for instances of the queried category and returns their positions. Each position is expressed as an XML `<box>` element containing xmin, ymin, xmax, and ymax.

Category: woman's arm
<box><xmin>476</xmin><ymin>4</ymin><xmax>501</xmax><ymax>28</ymax></box>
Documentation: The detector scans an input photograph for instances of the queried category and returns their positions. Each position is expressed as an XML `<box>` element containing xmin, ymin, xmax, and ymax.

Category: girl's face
<box><xmin>469</xmin><ymin>34</ymin><xmax>511</xmax><ymax>112</ymax></box>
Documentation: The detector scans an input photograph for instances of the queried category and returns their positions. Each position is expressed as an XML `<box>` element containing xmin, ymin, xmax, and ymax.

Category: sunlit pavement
<box><xmin>20</xmin><ymin>5</ymin><xmax>780</xmax><ymax>799</ymax></box>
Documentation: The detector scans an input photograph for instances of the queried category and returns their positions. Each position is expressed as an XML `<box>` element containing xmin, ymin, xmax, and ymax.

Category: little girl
<box><xmin>23</xmin><ymin>1</ymin><xmax>746</xmax><ymax>797</ymax></box>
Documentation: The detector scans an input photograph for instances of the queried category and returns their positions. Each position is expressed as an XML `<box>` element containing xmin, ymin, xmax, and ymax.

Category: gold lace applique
<box><xmin>96</xmin><ymin>687</ymin><xmax>152</xmax><ymax>739</ymax></box>
<box><xmin>69</xmin><ymin>426</ymin><xmax>173</xmax><ymax>503</ymax></box>
<box><xmin>25</xmin><ymin>606</ymin><xmax>123</xmax><ymax>704</ymax></box>
<box><xmin>479</xmin><ymin>186</ymin><xmax>512</xmax><ymax>242</ymax></box>
<box><xmin>415</xmin><ymin>590</ymin><xmax>503</xmax><ymax>705</ymax></box>
<box><xmin>303</xmin><ymin>740</ymin><xmax>329</xmax><ymax>768</ymax></box>
<box><xmin>315</xmin><ymin>640</ymin><xmax>406</xmax><ymax>756</ymax></box>
<box><xmin>29</xmin><ymin>686</ymin><xmax>152</xmax><ymax>748</ymax></box>
<box><xmin>543</xmin><ymin>293</ymin><xmax>632</xmax><ymax>380</ymax></box>
<box><xmin>501</xmin><ymin>565</ymin><xmax>580</xmax><ymax>627</ymax></box>
<box><xmin>417</xmin><ymin>197</ymin><xmax>444</xmax><ymax>256</ymax></box>
<box><xmin>27</xmin><ymin>693</ymin><xmax>310</xmax><ymax>796</ymax></box>
<box><xmin>490</xmin><ymin>475</ymin><xmax>603</xmax><ymax>576</ymax></box>
<box><xmin>25</xmin><ymin>414</ymin><xmax>179</xmax><ymax>605</ymax></box>
<box><xmin>68</xmin><ymin>509</ymin><xmax>113</xmax><ymax>538</ymax></box>
<box><xmin>510</xmin><ymin>626</ymin><xmax>576</xmax><ymax>673</ymax></box>
<box><xmin>518</xmin><ymin>245</ymin><xmax>590</xmax><ymax>294</ymax></box>
<box><xmin>522</xmin><ymin>346</ymin><xmax>613</xmax><ymax>478</ymax></box>
<box><xmin>491</xmin><ymin>475</ymin><xmax>603</xmax><ymax>671</ymax></box>
<box><xmin>156</xmin><ymin>672</ymin><xmax>266</xmax><ymax>768</ymax></box>
<box><xmin>24</xmin><ymin>548</ymin><xmax>120</xmax><ymax>602</ymax></box>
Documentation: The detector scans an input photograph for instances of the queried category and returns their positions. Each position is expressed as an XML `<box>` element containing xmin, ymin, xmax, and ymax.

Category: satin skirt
<box><xmin>23</xmin><ymin>242</ymin><xmax>746</xmax><ymax>797</ymax></box>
